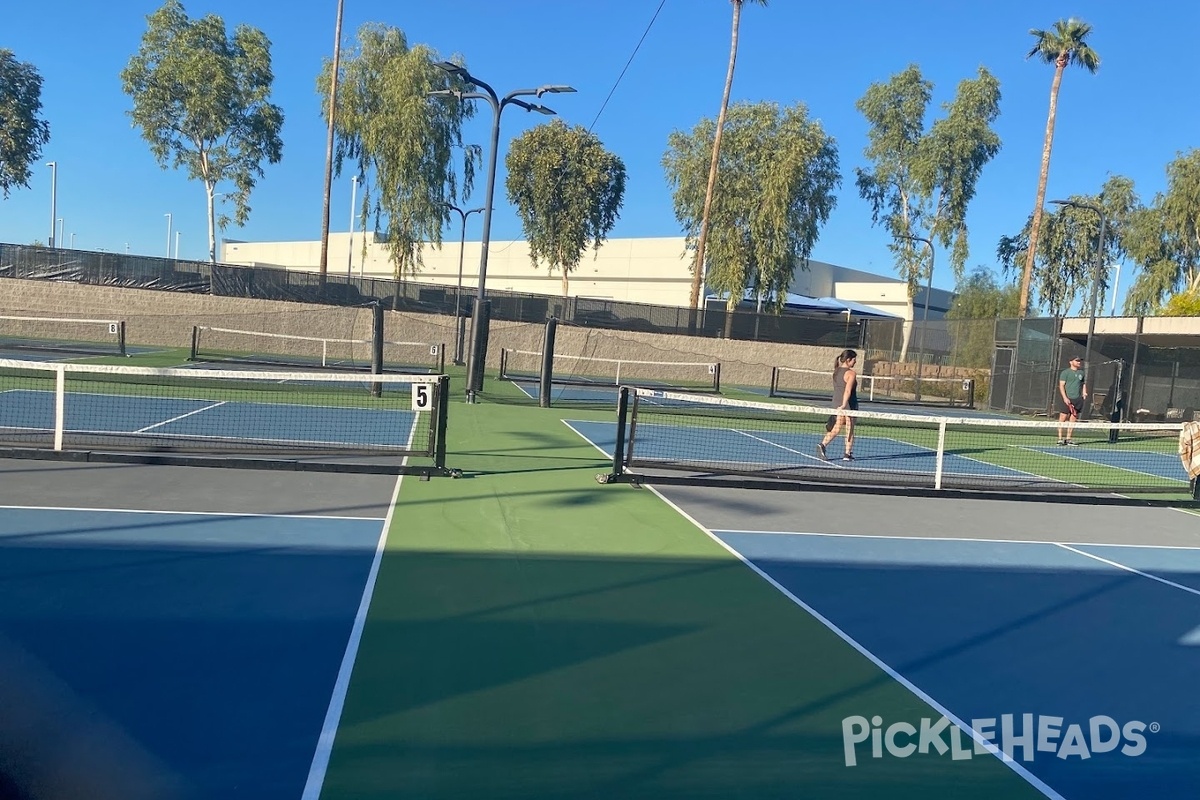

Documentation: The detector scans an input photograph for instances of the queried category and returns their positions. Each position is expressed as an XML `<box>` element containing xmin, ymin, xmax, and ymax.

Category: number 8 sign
<box><xmin>411</xmin><ymin>383</ymin><xmax>434</xmax><ymax>411</ymax></box>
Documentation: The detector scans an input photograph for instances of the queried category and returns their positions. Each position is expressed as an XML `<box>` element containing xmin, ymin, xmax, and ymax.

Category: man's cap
<box><xmin>1070</xmin><ymin>356</ymin><xmax>1082</xmax><ymax>362</ymax></box>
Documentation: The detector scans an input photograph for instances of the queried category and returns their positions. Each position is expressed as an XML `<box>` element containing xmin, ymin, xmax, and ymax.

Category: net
<box><xmin>189</xmin><ymin>326</ymin><xmax>445</xmax><ymax>374</ymax></box>
<box><xmin>606</xmin><ymin>387</ymin><xmax>1188</xmax><ymax>496</ymax></box>
<box><xmin>0</xmin><ymin>358</ymin><xmax>451</xmax><ymax>474</ymax></box>
<box><xmin>500</xmin><ymin>348</ymin><xmax>721</xmax><ymax>392</ymax></box>
<box><xmin>0</xmin><ymin>315</ymin><xmax>126</xmax><ymax>357</ymax></box>
<box><xmin>769</xmin><ymin>366</ymin><xmax>974</xmax><ymax>408</ymax></box>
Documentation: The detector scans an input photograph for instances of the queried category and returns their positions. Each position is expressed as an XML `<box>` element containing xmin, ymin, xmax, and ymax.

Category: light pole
<box><xmin>1050</xmin><ymin>199</ymin><xmax>1107</xmax><ymax>407</ymax></box>
<box><xmin>175</xmin><ymin>231</ymin><xmax>181</xmax><ymax>260</ymax></box>
<box><xmin>1110</xmin><ymin>263</ymin><xmax>1121</xmax><ymax>316</ymax></box>
<box><xmin>57</xmin><ymin>219</ymin><xmax>64</xmax><ymax>249</ymax></box>
<box><xmin>442</xmin><ymin>202</ymin><xmax>484</xmax><ymax>365</ymax></box>
<box><xmin>69</xmin><ymin>233</ymin><xmax>75</xmax><ymax>249</ymax></box>
<box><xmin>899</xmin><ymin>233</ymin><xmax>934</xmax><ymax>401</ymax></box>
<box><xmin>347</xmin><ymin>175</ymin><xmax>359</xmax><ymax>280</ymax></box>
<box><xmin>165</xmin><ymin>213</ymin><xmax>173</xmax><ymax>258</ymax></box>
<box><xmin>46</xmin><ymin>162</ymin><xmax>57</xmax><ymax>248</ymax></box>
<box><xmin>429</xmin><ymin>63</ymin><xmax>575</xmax><ymax>396</ymax></box>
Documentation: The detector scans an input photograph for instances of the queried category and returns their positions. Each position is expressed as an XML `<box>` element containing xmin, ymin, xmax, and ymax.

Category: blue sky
<box><xmin>1</xmin><ymin>0</ymin><xmax>1194</xmax><ymax>313</ymax></box>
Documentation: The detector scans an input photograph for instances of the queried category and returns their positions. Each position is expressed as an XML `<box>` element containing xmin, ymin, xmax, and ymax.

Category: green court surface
<box><xmin>314</xmin><ymin>375</ymin><xmax>1046</xmax><ymax>799</ymax></box>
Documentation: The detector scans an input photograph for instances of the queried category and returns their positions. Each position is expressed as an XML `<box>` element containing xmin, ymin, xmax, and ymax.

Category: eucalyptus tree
<box><xmin>856</xmin><ymin>65</ymin><xmax>1002</xmax><ymax>356</ymax></box>
<box><xmin>997</xmin><ymin>175</ymin><xmax>1136</xmax><ymax>317</ymax></box>
<box><xmin>318</xmin><ymin>24</ymin><xmax>479</xmax><ymax>284</ymax></box>
<box><xmin>1018</xmin><ymin>18</ymin><xmax>1100</xmax><ymax>317</ymax></box>
<box><xmin>1124</xmin><ymin>150</ymin><xmax>1200</xmax><ymax>313</ymax></box>
<box><xmin>504</xmin><ymin>120</ymin><xmax>626</xmax><ymax>297</ymax></box>
<box><xmin>689</xmin><ymin>0</ymin><xmax>768</xmax><ymax>312</ymax></box>
<box><xmin>121</xmin><ymin>0</ymin><xmax>284</xmax><ymax>263</ymax></box>
<box><xmin>946</xmin><ymin>267</ymin><xmax>1021</xmax><ymax>368</ymax></box>
<box><xmin>0</xmin><ymin>49</ymin><xmax>50</xmax><ymax>199</ymax></box>
<box><xmin>664</xmin><ymin>100</ymin><xmax>839</xmax><ymax>331</ymax></box>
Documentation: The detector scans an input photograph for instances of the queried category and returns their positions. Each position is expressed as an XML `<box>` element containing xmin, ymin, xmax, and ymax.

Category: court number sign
<box><xmin>109</xmin><ymin>323</ymin><xmax>119</xmax><ymax>335</ymax></box>
<box><xmin>411</xmin><ymin>383</ymin><xmax>435</xmax><ymax>411</ymax></box>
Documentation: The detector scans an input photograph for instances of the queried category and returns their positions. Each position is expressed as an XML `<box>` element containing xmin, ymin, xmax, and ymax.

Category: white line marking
<box><xmin>643</xmin><ymin>486</ymin><xmax>1063</xmax><ymax>800</ymax></box>
<box><xmin>732</xmin><ymin>428</ymin><xmax>835</xmax><ymax>467</ymax></box>
<box><xmin>1055</xmin><ymin>543</ymin><xmax>1200</xmax><ymax>599</ymax></box>
<box><xmin>0</xmin><ymin>504</ymin><xmax>385</xmax><ymax>521</ymax></box>
<box><xmin>709</xmin><ymin>529</ymin><xmax>1200</xmax><ymax>551</ymax></box>
<box><xmin>302</xmin><ymin>471</ymin><xmax>405</xmax><ymax>798</ymax></box>
<box><xmin>560</xmin><ymin>419</ymin><xmax>616</xmax><ymax>461</ymax></box>
<box><xmin>1017</xmin><ymin>445</ymin><xmax>1187</xmax><ymax>484</ymax></box>
<box><xmin>135</xmin><ymin>401</ymin><xmax>226</xmax><ymax>432</ymax></box>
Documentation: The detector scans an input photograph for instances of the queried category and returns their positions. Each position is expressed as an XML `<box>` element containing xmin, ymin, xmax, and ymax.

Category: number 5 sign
<box><xmin>411</xmin><ymin>383</ymin><xmax>435</xmax><ymax>411</ymax></box>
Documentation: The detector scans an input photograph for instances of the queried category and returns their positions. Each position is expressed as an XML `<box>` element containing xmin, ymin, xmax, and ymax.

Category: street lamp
<box><xmin>165</xmin><ymin>213</ymin><xmax>173</xmax><ymax>258</ymax></box>
<box><xmin>46</xmin><ymin>161</ymin><xmax>57</xmax><ymax>248</ymax></box>
<box><xmin>899</xmin><ymin>233</ymin><xmax>935</xmax><ymax>402</ymax></box>
<box><xmin>175</xmin><ymin>231</ymin><xmax>181</xmax><ymax>260</ymax></box>
<box><xmin>1050</xmin><ymin>199</ymin><xmax>1107</xmax><ymax>407</ymax></box>
<box><xmin>429</xmin><ymin>62</ymin><xmax>575</xmax><ymax>396</ymax></box>
<box><xmin>57</xmin><ymin>219</ymin><xmax>64</xmax><ymax>249</ymax></box>
<box><xmin>441</xmin><ymin>202</ymin><xmax>484</xmax><ymax>365</ymax></box>
<box><xmin>348</xmin><ymin>175</ymin><xmax>359</xmax><ymax>280</ymax></box>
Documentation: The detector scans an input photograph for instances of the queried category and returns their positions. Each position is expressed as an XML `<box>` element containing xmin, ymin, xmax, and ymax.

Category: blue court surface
<box><xmin>705</xmin><ymin>529</ymin><xmax>1200</xmax><ymax>799</ymax></box>
<box><xmin>0</xmin><ymin>388</ymin><xmax>418</xmax><ymax>449</ymax></box>
<box><xmin>0</xmin><ymin>504</ymin><xmax>387</xmax><ymax>798</ymax></box>
<box><xmin>564</xmin><ymin>417</ymin><xmax>1189</xmax><ymax>489</ymax></box>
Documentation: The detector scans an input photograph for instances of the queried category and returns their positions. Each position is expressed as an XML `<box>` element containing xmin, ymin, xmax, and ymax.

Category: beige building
<box><xmin>220</xmin><ymin>233</ymin><xmax>952</xmax><ymax>322</ymax></box>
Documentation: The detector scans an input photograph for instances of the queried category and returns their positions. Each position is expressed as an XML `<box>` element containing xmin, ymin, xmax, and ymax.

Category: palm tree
<box><xmin>688</xmin><ymin>0</ymin><xmax>768</xmax><ymax>315</ymax></box>
<box><xmin>1018</xmin><ymin>18</ymin><xmax>1100</xmax><ymax>317</ymax></box>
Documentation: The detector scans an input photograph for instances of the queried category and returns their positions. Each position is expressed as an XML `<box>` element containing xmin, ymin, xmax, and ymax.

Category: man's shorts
<box><xmin>1055</xmin><ymin>395</ymin><xmax>1083</xmax><ymax>416</ymax></box>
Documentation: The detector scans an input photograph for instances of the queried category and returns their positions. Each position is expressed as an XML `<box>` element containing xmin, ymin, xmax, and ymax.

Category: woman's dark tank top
<box><xmin>833</xmin><ymin>365</ymin><xmax>858</xmax><ymax>409</ymax></box>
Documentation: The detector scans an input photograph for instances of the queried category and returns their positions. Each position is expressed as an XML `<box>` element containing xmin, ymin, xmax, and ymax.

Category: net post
<box><xmin>769</xmin><ymin>366</ymin><xmax>779</xmax><ymax>398</ymax></box>
<box><xmin>434</xmin><ymin>374</ymin><xmax>450</xmax><ymax>471</ymax></box>
<box><xmin>1108</xmin><ymin>359</ymin><xmax>1124</xmax><ymax>442</ymax></box>
<box><xmin>435</xmin><ymin>343</ymin><xmax>446</xmax><ymax>375</ymax></box>
<box><xmin>933</xmin><ymin>419</ymin><xmax>947</xmax><ymax>490</ymax></box>
<box><xmin>53</xmin><ymin>365</ymin><xmax>66</xmax><ymax>451</ymax></box>
<box><xmin>712</xmin><ymin>362</ymin><xmax>721</xmax><ymax>393</ymax></box>
<box><xmin>966</xmin><ymin>378</ymin><xmax>976</xmax><ymax>409</ymax></box>
<box><xmin>539</xmin><ymin>318</ymin><xmax>557</xmax><ymax>408</ymax></box>
<box><xmin>466</xmin><ymin>300</ymin><xmax>491</xmax><ymax>402</ymax></box>
<box><xmin>189</xmin><ymin>326</ymin><xmax>200</xmax><ymax>361</ymax></box>
<box><xmin>117</xmin><ymin>320</ymin><xmax>127</xmax><ymax>357</ymax></box>
<box><xmin>498</xmin><ymin>348</ymin><xmax>509</xmax><ymax>381</ymax></box>
<box><xmin>371</xmin><ymin>303</ymin><xmax>384</xmax><ymax>398</ymax></box>
<box><xmin>611</xmin><ymin>386</ymin><xmax>630</xmax><ymax>479</ymax></box>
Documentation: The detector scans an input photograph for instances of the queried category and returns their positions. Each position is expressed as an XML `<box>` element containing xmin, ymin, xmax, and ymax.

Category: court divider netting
<box><xmin>0</xmin><ymin>314</ymin><xmax>126</xmax><ymax>357</ymax></box>
<box><xmin>189</xmin><ymin>325</ymin><xmax>445</xmax><ymax>375</ymax></box>
<box><xmin>0</xmin><ymin>357</ymin><xmax>459</xmax><ymax>477</ymax></box>
<box><xmin>769</xmin><ymin>365</ymin><xmax>974</xmax><ymax>408</ymax></box>
<box><xmin>595</xmin><ymin>386</ymin><xmax>1196</xmax><ymax>500</ymax></box>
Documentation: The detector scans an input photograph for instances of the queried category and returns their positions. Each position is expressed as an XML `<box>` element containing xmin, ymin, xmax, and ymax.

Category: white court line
<box><xmin>1055</xmin><ymin>543</ymin><xmax>1200</xmax><ymax>600</ymax></box>
<box><xmin>732</xmin><ymin>428</ymin><xmax>836</xmax><ymax>467</ymax></box>
<box><xmin>644</xmin><ymin>486</ymin><xmax>1064</xmax><ymax>800</ymax></box>
<box><xmin>561</xmin><ymin>419</ymin><xmax>616</xmax><ymax>461</ymax></box>
<box><xmin>1016</xmin><ymin>445</ymin><xmax>1188</xmax><ymax>484</ymax></box>
<box><xmin>0</xmin><ymin>503</ymin><xmax>385</xmax><ymax>521</ymax></box>
<box><xmin>711</xmin><ymin>529</ymin><xmax>1200</xmax><ymax>552</ymax></box>
<box><xmin>302</xmin><ymin>471</ymin><xmax>405</xmax><ymax>798</ymax></box>
<box><xmin>135</xmin><ymin>401</ymin><xmax>226</xmax><ymax>432</ymax></box>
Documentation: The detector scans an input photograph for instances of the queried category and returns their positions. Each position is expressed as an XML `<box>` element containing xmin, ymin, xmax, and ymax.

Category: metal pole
<box><xmin>454</xmin><ymin>209</ymin><xmax>468</xmax><ymax>365</ymax></box>
<box><xmin>165</xmin><ymin>213</ymin><xmax>172</xmax><ymax>258</ymax></box>
<box><xmin>1083</xmin><ymin>211</ymin><xmax>1107</xmax><ymax>405</ymax></box>
<box><xmin>1110</xmin><ymin>262</ymin><xmax>1121</xmax><ymax>316</ymax></box>
<box><xmin>47</xmin><ymin>162</ymin><xmax>57</xmax><ymax>248</ymax></box>
<box><xmin>900</xmin><ymin>234</ymin><xmax>934</xmax><ymax>402</ymax></box>
<box><xmin>348</xmin><ymin>175</ymin><xmax>358</xmax><ymax>280</ymax></box>
<box><xmin>57</xmin><ymin>219</ymin><xmax>64</xmax><ymax>248</ymax></box>
<box><xmin>175</xmin><ymin>231</ymin><xmax>181</xmax><ymax>259</ymax></box>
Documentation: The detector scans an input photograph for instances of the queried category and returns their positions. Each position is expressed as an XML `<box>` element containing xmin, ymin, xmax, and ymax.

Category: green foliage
<box><xmin>505</xmin><ymin>120</ymin><xmax>626</xmax><ymax>296</ymax></box>
<box><xmin>946</xmin><ymin>268</ymin><xmax>1021</xmax><ymax>369</ymax></box>
<box><xmin>318</xmin><ymin>24</ymin><xmax>479</xmax><ymax>279</ymax></box>
<box><xmin>1123</xmin><ymin>150</ymin><xmax>1200</xmax><ymax>313</ymax></box>
<box><xmin>663</xmin><ymin>100</ymin><xmax>839</xmax><ymax>312</ymax></box>
<box><xmin>998</xmin><ymin>175</ymin><xmax>1137</xmax><ymax>316</ymax></box>
<box><xmin>855</xmin><ymin>65</ymin><xmax>1002</xmax><ymax>296</ymax></box>
<box><xmin>1027</xmin><ymin>18</ymin><xmax>1101</xmax><ymax>71</ymax></box>
<box><xmin>0</xmin><ymin>49</ymin><xmax>51</xmax><ymax>199</ymax></box>
<box><xmin>121</xmin><ymin>0</ymin><xmax>284</xmax><ymax>262</ymax></box>
<box><xmin>1162</xmin><ymin>290</ymin><xmax>1200</xmax><ymax>317</ymax></box>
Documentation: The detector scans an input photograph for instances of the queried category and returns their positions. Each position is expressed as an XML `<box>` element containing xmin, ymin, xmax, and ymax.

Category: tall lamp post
<box><xmin>46</xmin><ymin>161</ymin><xmax>57</xmax><ymax>248</ymax></box>
<box><xmin>1050</xmin><ymin>199</ymin><xmax>1107</xmax><ymax>408</ymax></box>
<box><xmin>899</xmin><ymin>233</ymin><xmax>935</xmax><ymax>402</ymax></box>
<box><xmin>165</xmin><ymin>213</ymin><xmax>173</xmax><ymax>258</ymax></box>
<box><xmin>347</xmin><ymin>175</ymin><xmax>359</xmax><ymax>280</ymax></box>
<box><xmin>441</xmin><ymin>202</ymin><xmax>484</xmax><ymax>365</ymax></box>
<box><xmin>429</xmin><ymin>63</ymin><xmax>575</xmax><ymax>397</ymax></box>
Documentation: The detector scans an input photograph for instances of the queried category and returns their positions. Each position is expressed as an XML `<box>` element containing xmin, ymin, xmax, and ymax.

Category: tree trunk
<box><xmin>206</xmin><ymin>182</ymin><xmax>216</xmax><ymax>263</ymax></box>
<box><xmin>1019</xmin><ymin>55</ymin><xmax>1067</xmax><ymax>317</ymax></box>
<box><xmin>562</xmin><ymin>268</ymin><xmax>569</xmax><ymax>297</ymax></box>
<box><xmin>318</xmin><ymin>0</ymin><xmax>345</xmax><ymax>281</ymax></box>
<box><xmin>688</xmin><ymin>0</ymin><xmax>745</xmax><ymax>312</ymax></box>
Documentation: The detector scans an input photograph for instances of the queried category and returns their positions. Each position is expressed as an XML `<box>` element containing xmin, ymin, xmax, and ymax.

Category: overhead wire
<box><xmin>588</xmin><ymin>0</ymin><xmax>668</xmax><ymax>132</ymax></box>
